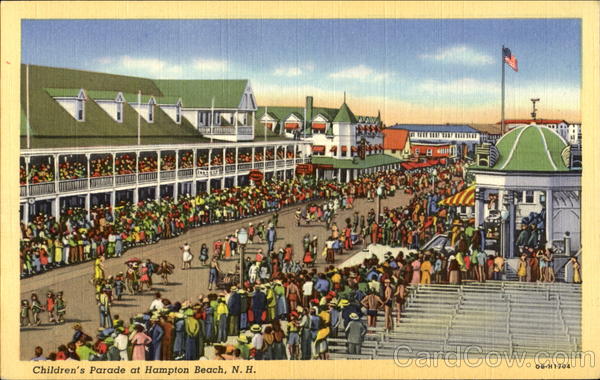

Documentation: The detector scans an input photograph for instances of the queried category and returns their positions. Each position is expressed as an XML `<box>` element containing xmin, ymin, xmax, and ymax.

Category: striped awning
<box><xmin>438</xmin><ymin>185</ymin><xmax>476</xmax><ymax>207</ymax></box>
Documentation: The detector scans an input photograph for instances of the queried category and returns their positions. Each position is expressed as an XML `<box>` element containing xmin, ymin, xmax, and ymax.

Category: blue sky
<box><xmin>22</xmin><ymin>19</ymin><xmax>581</xmax><ymax>123</ymax></box>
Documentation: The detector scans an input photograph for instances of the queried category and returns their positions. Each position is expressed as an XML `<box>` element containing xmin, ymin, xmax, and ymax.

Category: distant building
<box><xmin>410</xmin><ymin>143</ymin><xmax>453</xmax><ymax>158</ymax></box>
<box><xmin>498</xmin><ymin>119</ymin><xmax>581</xmax><ymax>146</ymax></box>
<box><xmin>470</xmin><ymin>125</ymin><xmax>581</xmax><ymax>258</ymax></box>
<box><xmin>256</xmin><ymin>97</ymin><xmax>400</xmax><ymax>182</ymax></box>
<box><xmin>382</xmin><ymin>128</ymin><xmax>411</xmax><ymax>159</ymax></box>
<box><xmin>386</xmin><ymin>124</ymin><xmax>482</xmax><ymax>157</ymax></box>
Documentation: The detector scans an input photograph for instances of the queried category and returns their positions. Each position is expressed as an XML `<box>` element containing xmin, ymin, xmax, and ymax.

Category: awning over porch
<box><xmin>438</xmin><ymin>185</ymin><xmax>476</xmax><ymax>207</ymax></box>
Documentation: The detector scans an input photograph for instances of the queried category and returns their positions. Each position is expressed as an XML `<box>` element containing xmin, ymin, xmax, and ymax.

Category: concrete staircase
<box><xmin>328</xmin><ymin>281</ymin><xmax>581</xmax><ymax>360</ymax></box>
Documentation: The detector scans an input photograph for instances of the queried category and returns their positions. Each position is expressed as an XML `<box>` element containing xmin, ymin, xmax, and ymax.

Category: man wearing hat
<box><xmin>345</xmin><ymin>312</ymin><xmax>367</xmax><ymax>355</ymax></box>
<box><xmin>235</xmin><ymin>334</ymin><xmax>252</xmax><ymax>360</ymax></box>
<box><xmin>113</xmin><ymin>326</ymin><xmax>129</xmax><ymax>360</ymax></box>
<box><xmin>250</xmin><ymin>324</ymin><xmax>264</xmax><ymax>360</ymax></box>
<box><xmin>148</xmin><ymin>316</ymin><xmax>164</xmax><ymax>360</ymax></box>
<box><xmin>227</xmin><ymin>286</ymin><xmax>241</xmax><ymax>336</ymax></box>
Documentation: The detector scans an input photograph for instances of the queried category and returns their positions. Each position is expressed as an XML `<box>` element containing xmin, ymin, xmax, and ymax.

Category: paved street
<box><xmin>20</xmin><ymin>190</ymin><xmax>413</xmax><ymax>359</ymax></box>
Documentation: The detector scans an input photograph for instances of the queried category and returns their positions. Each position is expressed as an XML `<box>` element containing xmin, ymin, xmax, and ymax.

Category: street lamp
<box><xmin>237</xmin><ymin>227</ymin><xmax>248</xmax><ymax>287</ymax></box>
<box><xmin>376</xmin><ymin>185</ymin><xmax>384</xmax><ymax>224</ymax></box>
<box><xmin>500</xmin><ymin>208</ymin><xmax>509</xmax><ymax>258</ymax></box>
<box><xmin>432</xmin><ymin>168</ymin><xmax>438</xmax><ymax>189</ymax></box>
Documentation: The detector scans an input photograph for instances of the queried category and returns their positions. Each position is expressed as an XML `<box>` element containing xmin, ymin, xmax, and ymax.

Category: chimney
<box><xmin>305</xmin><ymin>96</ymin><xmax>313</xmax><ymax>123</ymax></box>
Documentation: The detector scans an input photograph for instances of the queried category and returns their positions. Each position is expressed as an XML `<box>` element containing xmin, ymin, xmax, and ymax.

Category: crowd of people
<box><xmin>26</xmin><ymin>161</ymin><xmax>487</xmax><ymax>361</ymax></box>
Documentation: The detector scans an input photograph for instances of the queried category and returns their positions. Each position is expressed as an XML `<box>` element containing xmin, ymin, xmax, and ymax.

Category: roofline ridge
<box><xmin>536</xmin><ymin>125</ymin><xmax>558</xmax><ymax>171</ymax></box>
<box><xmin>498</xmin><ymin>125</ymin><xmax>531</xmax><ymax>170</ymax></box>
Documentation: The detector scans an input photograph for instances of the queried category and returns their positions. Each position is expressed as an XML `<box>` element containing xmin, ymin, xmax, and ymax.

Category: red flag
<box><xmin>503</xmin><ymin>47</ymin><xmax>518</xmax><ymax>72</ymax></box>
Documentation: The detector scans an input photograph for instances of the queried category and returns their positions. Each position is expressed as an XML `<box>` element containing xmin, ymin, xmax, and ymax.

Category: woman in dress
<box><xmin>410</xmin><ymin>258</ymin><xmax>421</xmax><ymax>284</ymax></box>
<box><xmin>181</xmin><ymin>242</ymin><xmax>193</xmax><ymax>270</ymax></box>
<box><xmin>94</xmin><ymin>255</ymin><xmax>105</xmax><ymax>282</ymax></box>
<box><xmin>448</xmin><ymin>255</ymin><xmax>460</xmax><ymax>284</ymax></box>
<box><xmin>571</xmin><ymin>257</ymin><xmax>581</xmax><ymax>283</ymax></box>
<box><xmin>139</xmin><ymin>263</ymin><xmax>151</xmax><ymax>292</ymax></box>
<box><xmin>517</xmin><ymin>253</ymin><xmax>528</xmax><ymax>282</ymax></box>
<box><xmin>129</xmin><ymin>324</ymin><xmax>152</xmax><ymax>361</ymax></box>
<box><xmin>199</xmin><ymin>243</ymin><xmax>209</xmax><ymax>266</ymax></box>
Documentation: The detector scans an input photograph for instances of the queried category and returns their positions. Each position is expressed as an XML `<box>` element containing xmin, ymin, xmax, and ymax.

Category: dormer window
<box><xmin>148</xmin><ymin>104</ymin><xmax>154</xmax><ymax>122</ymax></box>
<box><xmin>76</xmin><ymin>99</ymin><xmax>84</xmax><ymax>121</ymax></box>
<box><xmin>116</xmin><ymin>102</ymin><xmax>123</xmax><ymax>122</ymax></box>
<box><xmin>75</xmin><ymin>89</ymin><xmax>86</xmax><ymax>121</ymax></box>
<box><xmin>175</xmin><ymin>103</ymin><xmax>181</xmax><ymax>123</ymax></box>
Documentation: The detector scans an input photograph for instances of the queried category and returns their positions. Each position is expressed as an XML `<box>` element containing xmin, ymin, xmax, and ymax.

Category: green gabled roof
<box><xmin>311</xmin><ymin>154</ymin><xmax>401</xmax><ymax>169</ymax></box>
<box><xmin>45</xmin><ymin>88</ymin><xmax>85</xmax><ymax>98</ymax></box>
<box><xmin>154</xmin><ymin>79</ymin><xmax>247</xmax><ymax>109</ymax></box>
<box><xmin>256</xmin><ymin>106</ymin><xmax>303</xmax><ymax>122</ymax></box>
<box><xmin>471</xmin><ymin>125</ymin><xmax>571</xmax><ymax>172</ymax></box>
<box><xmin>287</xmin><ymin>111</ymin><xmax>304</xmax><ymax>121</ymax></box>
<box><xmin>122</xmin><ymin>93</ymin><xmax>157</xmax><ymax>104</ymax></box>
<box><xmin>333</xmin><ymin>102</ymin><xmax>357</xmax><ymax>123</ymax></box>
<box><xmin>86</xmin><ymin>90</ymin><xmax>122</xmax><ymax>101</ymax></box>
<box><xmin>21</xmin><ymin>65</ymin><xmax>208</xmax><ymax>148</ymax></box>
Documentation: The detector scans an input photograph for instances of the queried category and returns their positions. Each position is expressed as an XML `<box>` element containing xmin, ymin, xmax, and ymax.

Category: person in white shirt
<box><xmin>149</xmin><ymin>292</ymin><xmax>164</xmax><ymax>311</ymax></box>
<box><xmin>250</xmin><ymin>324</ymin><xmax>264</xmax><ymax>360</ymax></box>
<box><xmin>302</xmin><ymin>279</ymin><xmax>313</xmax><ymax>306</ymax></box>
<box><xmin>113</xmin><ymin>329</ymin><xmax>129</xmax><ymax>360</ymax></box>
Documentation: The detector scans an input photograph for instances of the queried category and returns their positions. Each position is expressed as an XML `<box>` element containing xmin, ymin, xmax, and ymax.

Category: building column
<box><xmin>85</xmin><ymin>193</ymin><xmax>91</xmax><ymax>221</ymax></box>
<box><xmin>474</xmin><ymin>187</ymin><xmax>486</xmax><ymax>227</ymax></box>
<box><xmin>545</xmin><ymin>189</ymin><xmax>554</xmax><ymax>247</ymax></box>
<box><xmin>110</xmin><ymin>190</ymin><xmax>116</xmax><ymax>218</ymax></box>
<box><xmin>23</xmin><ymin>202</ymin><xmax>29</xmax><ymax>224</ymax></box>
<box><xmin>502</xmin><ymin>191</ymin><xmax>515</xmax><ymax>258</ymax></box>
<box><xmin>133</xmin><ymin>187</ymin><xmax>139</xmax><ymax>204</ymax></box>
<box><xmin>53</xmin><ymin>196</ymin><xmax>60</xmax><ymax>220</ymax></box>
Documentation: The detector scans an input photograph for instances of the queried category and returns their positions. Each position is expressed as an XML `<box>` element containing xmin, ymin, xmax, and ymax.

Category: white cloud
<box><xmin>120</xmin><ymin>55</ymin><xmax>182</xmax><ymax>75</ymax></box>
<box><xmin>418</xmin><ymin>77</ymin><xmax>498</xmax><ymax>95</ymax></box>
<box><xmin>329</xmin><ymin>65</ymin><xmax>393</xmax><ymax>82</ymax></box>
<box><xmin>273</xmin><ymin>62</ymin><xmax>315</xmax><ymax>77</ymax></box>
<box><xmin>95</xmin><ymin>56</ymin><xmax>113</xmax><ymax>65</ymax></box>
<box><xmin>420</xmin><ymin>45</ymin><xmax>494</xmax><ymax>65</ymax></box>
<box><xmin>193</xmin><ymin>58</ymin><xmax>228</xmax><ymax>72</ymax></box>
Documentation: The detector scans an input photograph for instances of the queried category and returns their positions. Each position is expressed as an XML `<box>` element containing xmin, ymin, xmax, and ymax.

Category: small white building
<box><xmin>470</xmin><ymin>124</ymin><xmax>581</xmax><ymax>258</ymax></box>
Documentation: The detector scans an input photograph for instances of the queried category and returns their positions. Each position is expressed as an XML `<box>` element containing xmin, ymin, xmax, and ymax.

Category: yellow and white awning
<box><xmin>438</xmin><ymin>185</ymin><xmax>476</xmax><ymax>207</ymax></box>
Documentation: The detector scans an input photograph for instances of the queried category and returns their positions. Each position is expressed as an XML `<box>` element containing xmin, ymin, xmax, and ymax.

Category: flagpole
<box><xmin>264</xmin><ymin>106</ymin><xmax>268</xmax><ymax>143</ymax></box>
<box><xmin>501</xmin><ymin>45</ymin><xmax>506</xmax><ymax>135</ymax></box>
<box><xmin>26</xmin><ymin>64</ymin><xmax>30</xmax><ymax>149</ymax></box>
<box><xmin>137</xmin><ymin>90</ymin><xmax>141</xmax><ymax>145</ymax></box>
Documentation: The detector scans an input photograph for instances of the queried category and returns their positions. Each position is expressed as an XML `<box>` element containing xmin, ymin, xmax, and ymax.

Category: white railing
<box><xmin>238</xmin><ymin>127</ymin><xmax>253</xmax><ymax>135</ymax></box>
<box><xmin>160</xmin><ymin>170</ymin><xmax>176</xmax><ymax>181</ymax></box>
<box><xmin>29</xmin><ymin>182</ymin><xmax>56</xmax><ymax>196</ymax></box>
<box><xmin>20</xmin><ymin>185</ymin><xmax>27</xmax><ymax>197</ymax></box>
<box><xmin>225</xmin><ymin>164</ymin><xmax>237</xmax><ymax>174</ymax></box>
<box><xmin>196</xmin><ymin>168</ymin><xmax>209</xmax><ymax>177</ymax></box>
<box><xmin>253</xmin><ymin>162</ymin><xmax>264</xmax><ymax>169</ymax></box>
<box><xmin>286</xmin><ymin>159</ymin><xmax>294</xmax><ymax>167</ymax></box>
<box><xmin>138</xmin><ymin>172</ymin><xmax>158</xmax><ymax>183</ymax></box>
<box><xmin>115</xmin><ymin>174</ymin><xmax>136</xmax><ymax>186</ymax></box>
<box><xmin>197</xmin><ymin>126</ymin><xmax>253</xmax><ymax>136</ymax></box>
<box><xmin>58</xmin><ymin>178</ymin><xmax>88</xmax><ymax>192</ymax></box>
<box><xmin>210</xmin><ymin>167</ymin><xmax>223</xmax><ymax>176</ymax></box>
<box><xmin>265</xmin><ymin>161</ymin><xmax>275</xmax><ymax>169</ymax></box>
<box><xmin>238</xmin><ymin>163</ymin><xmax>252</xmax><ymax>171</ymax></box>
<box><xmin>90</xmin><ymin>176</ymin><xmax>114</xmax><ymax>189</ymax></box>
<box><xmin>178</xmin><ymin>168</ymin><xmax>194</xmax><ymax>179</ymax></box>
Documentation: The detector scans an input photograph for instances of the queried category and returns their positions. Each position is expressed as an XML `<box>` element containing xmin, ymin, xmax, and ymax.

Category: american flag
<box><xmin>503</xmin><ymin>47</ymin><xmax>518</xmax><ymax>72</ymax></box>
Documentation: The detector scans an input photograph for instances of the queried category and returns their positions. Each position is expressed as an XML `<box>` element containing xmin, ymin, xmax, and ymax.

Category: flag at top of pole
<box><xmin>500</xmin><ymin>45</ymin><xmax>518</xmax><ymax>135</ymax></box>
<box><xmin>503</xmin><ymin>47</ymin><xmax>519</xmax><ymax>72</ymax></box>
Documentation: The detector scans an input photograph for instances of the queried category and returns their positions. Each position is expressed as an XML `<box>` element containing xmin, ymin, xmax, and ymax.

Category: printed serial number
<box><xmin>536</xmin><ymin>364</ymin><xmax>571</xmax><ymax>369</ymax></box>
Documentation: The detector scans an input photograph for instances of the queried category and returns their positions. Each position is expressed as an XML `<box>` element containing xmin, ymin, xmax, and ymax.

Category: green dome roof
<box><xmin>491</xmin><ymin>125</ymin><xmax>570</xmax><ymax>172</ymax></box>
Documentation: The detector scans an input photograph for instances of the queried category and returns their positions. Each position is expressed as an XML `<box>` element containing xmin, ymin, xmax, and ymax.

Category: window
<box><xmin>341</xmin><ymin>150</ymin><xmax>347</xmax><ymax>157</ymax></box>
<box><xmin>514</xmin><ymin>191</ymin><xmax>523</xmax><ymax>203</ymax></box>
<box><xmin>426</xmin><ymin>149</ymin><xmax>433</xmax><ymax>156</ymax></box>
<box><xmin>525</xmin><ymin>191</ymin><xmax>534</xmax><ymax>203</ymax></box>
<box><xmin>148</xmin><ymin>104</ymin><xmax>154</xmax><ymax>122</ymax></box>
<box><xmin>116</xmin><ymin>102</ymin><xmax>123</xmax><ymax>122</ymax></box>
<box><xmin>175</xmin><ymin>105</ymin><xmax>181</xmax><ymax>123</ymax></box>
<box><xmin>392</xmin><ymin>149</ymin><xmax>396</xmax><ymax>153</ymax></box>
<box><xmin>76</xmin><ymin>99</ymin><xmax>84</xmax><ymax>121</ymax></box>
<box><xmin>415</xmin><ymin>148</ymin><xmax>420</xmax><ymax>154</ymax></box>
